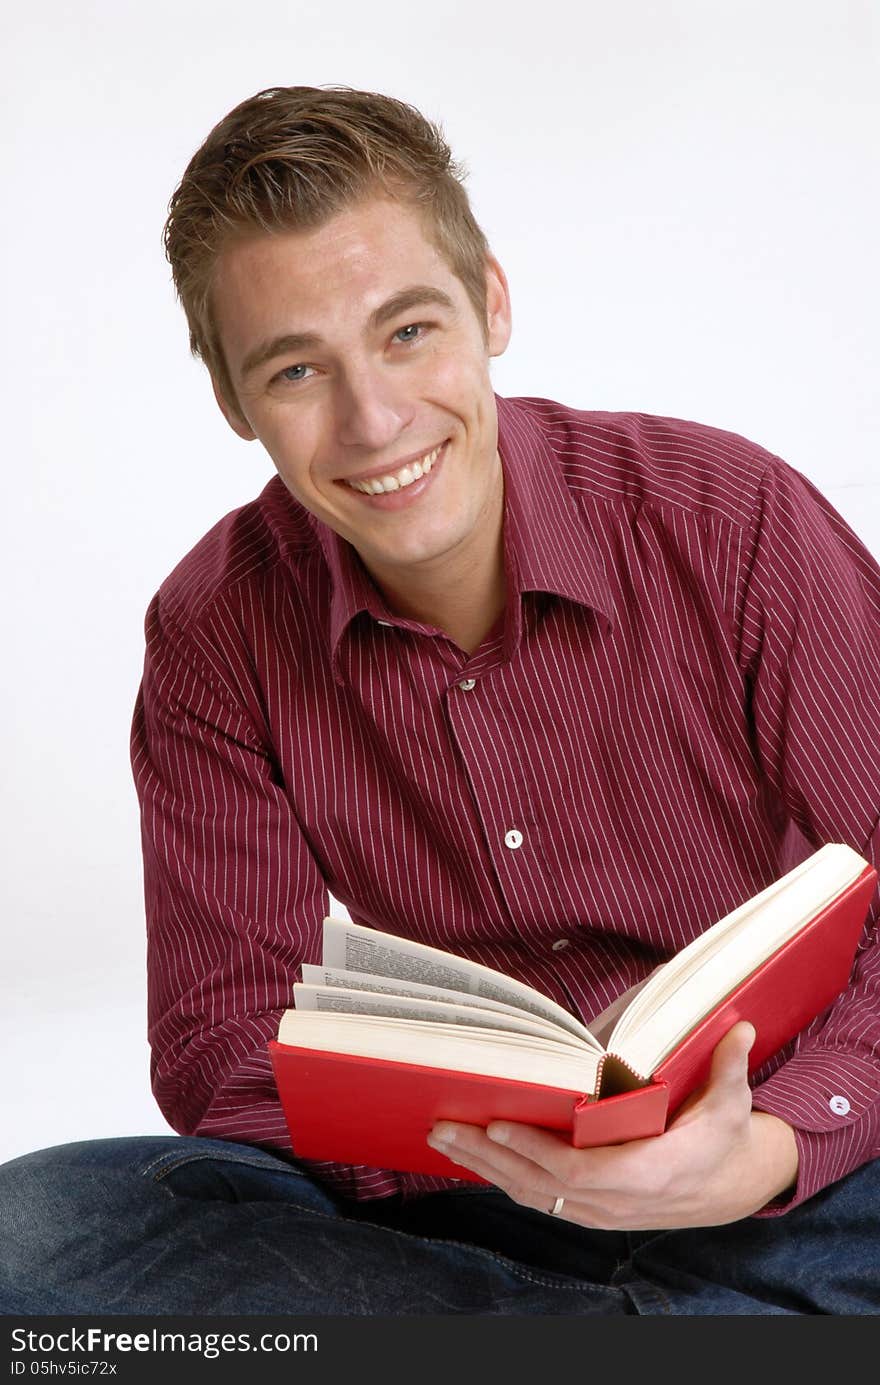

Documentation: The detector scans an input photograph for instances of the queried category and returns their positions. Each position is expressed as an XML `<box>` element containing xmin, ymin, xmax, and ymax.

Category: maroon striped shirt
<box><xmin>131</xmin><ymin>394</ymin><xmax>880</xmax><ymax>1213</ymax></box>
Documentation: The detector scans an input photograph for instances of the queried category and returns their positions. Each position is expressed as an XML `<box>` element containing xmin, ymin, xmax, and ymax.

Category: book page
<box><xmin>586</xmin><ymin>967</ymin><xmax>666</xmax><ymax>1047</ymax></box>
<box><xmin>301</xmin><ymin>964</ymin><xmax>586</xmax><ymax>1041</ymax></box>
<box><xmin>320</xmin><ymin>917</ymin><xmax>602</xmax><ymax>1049</ymax></box>
<box><xmin>292</xmin><ymin>984</ymin><xmax>590</xmax><ymax>1047</ymax></box>
<box><xmin>277</xmin><ymin>1010</ymin><xmax>603</xmax><ymax>1092</ymax></box>
<box><xmin>610</xmin><ymin>843</ymin><xmax>868</xmax><ymax>1073</ymax></box>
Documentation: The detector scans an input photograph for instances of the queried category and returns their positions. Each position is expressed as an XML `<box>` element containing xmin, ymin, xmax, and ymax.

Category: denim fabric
<box><xmin>1</xmin><ymin>1136</ymin><xmax>877</xmax><ymax>1315</ymax></box>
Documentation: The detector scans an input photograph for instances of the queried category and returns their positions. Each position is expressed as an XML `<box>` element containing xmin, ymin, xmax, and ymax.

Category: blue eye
<box><xmin>279</xmin><ymin>364</ymin><xmax>310</xmax><ymax>382</ymax></box>
<box><xmin>395</xmin><ymin>324</ymin><xmax>422</xmax><ymax>343</ymax></box>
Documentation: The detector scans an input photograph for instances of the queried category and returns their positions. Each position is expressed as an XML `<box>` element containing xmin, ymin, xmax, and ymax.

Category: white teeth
<box><xmin>346</xmin><ymin>444</ymin><xmax>442</xmax><ymax>495</ymax></box>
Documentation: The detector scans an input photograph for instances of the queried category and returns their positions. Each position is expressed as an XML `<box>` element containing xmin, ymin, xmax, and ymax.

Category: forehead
<box><xmin>211</xmin><ymin>197</ymin><xmax>462</xmax><ymax>363</ymax></box>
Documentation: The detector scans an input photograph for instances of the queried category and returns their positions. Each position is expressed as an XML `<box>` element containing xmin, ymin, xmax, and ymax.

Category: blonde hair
<box><xmin>163</xmin><ymin>85</ymin><xmax>491</xmax><ymax>417</ymax></box>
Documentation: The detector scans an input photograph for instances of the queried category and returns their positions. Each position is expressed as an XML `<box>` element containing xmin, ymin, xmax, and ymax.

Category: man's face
<box><xmin>210</xmin><ymin>197</ymin><xmax>512</xmax><ymax>596</ymax></box>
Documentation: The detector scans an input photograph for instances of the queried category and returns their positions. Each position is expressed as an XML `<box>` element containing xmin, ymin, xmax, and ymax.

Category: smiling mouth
<box><xmin>342</xmin><ymin>442</ymin><xmax>445</xmax><ymax>495</ymax></box>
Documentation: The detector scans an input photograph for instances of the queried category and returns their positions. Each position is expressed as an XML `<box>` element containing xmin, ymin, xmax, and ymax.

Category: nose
<box><xmin>335</xmin><ymin>360</ymin><xmax>414</xmax><ymax>451</ymax></box>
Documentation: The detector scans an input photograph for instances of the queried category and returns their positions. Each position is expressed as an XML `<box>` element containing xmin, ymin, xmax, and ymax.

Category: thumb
<box><xmin>709</xmin><ymin>1019</ymin><xmax>756</xmax><ymax>1092</ymax></box>
<box><xmin>671</xmin><ymin>1020</ymin><xmax>757</xmax><ymax>1125</ymax></box>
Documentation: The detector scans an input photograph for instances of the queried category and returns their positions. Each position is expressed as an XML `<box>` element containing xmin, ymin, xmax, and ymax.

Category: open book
<box><xmin>269</xmin><ymin>843</ymin><xmax>876</xmax><ymax>1179</ymax></box>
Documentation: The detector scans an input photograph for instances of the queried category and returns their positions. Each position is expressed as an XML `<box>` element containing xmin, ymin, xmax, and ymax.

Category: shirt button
<box><xmin>829</xmin><ymin>1095</ymin><xmax>851</xmax><ymax>1116</ymax></box>
<box><xmin>504</xmin><ymin>829</ymin><xmax>524</xmax><ymax>849</ymax></box>
<box><xmin>458</xmin><ymin>678</ymin><xmax>477</xmax><ymax>691</ymax></box>
<box><xmin>551</xmin><ymin>939</ymin><xmax>570</xmax><ymax>952</ymax></box>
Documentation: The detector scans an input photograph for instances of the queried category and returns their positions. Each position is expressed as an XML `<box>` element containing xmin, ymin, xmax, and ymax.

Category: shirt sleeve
<box><xmin>732</xmin><ymin>457</ymin><xmax>880</xmax><ymax>1214</ymax></box>
<box><xmin>130</xmin><ymin>587</ymin><xmax>328</xmax><ymax>1155</ymax></box>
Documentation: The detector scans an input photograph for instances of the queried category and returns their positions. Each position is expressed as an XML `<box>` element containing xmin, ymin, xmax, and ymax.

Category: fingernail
<box><xmin>428</xmin><ymin>1126</ymin><xmax>455</xmax><ymax>1148</ymax></box>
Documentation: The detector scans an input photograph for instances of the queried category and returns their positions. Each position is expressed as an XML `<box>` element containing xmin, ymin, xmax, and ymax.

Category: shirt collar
<box><xmin>309</xmin><ymin>515</ymin><xmax>393</xmax><ymax>653</ymax></box>
<box><xmin>310</xmin><ymin>393</ymin><xmax>616</xmax><ymax>678</ymax></box>
<box><xmin>495</xmin><ymin>394</ymin><xmax>615</xmax><ymax>626</ymax></box>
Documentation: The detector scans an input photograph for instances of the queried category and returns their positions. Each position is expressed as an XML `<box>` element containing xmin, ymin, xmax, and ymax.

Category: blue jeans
<box><xmin>1</xmin><ymin>1136</ymin><xmax>878</xmax><ymax>1315</ymax></box>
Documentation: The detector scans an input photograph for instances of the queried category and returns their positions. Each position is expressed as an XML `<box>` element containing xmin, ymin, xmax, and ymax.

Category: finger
<box><xmin>428</xmin><ymin>1125</ymin><xmax>684</xmax><ymax>1231</ymax></box>
<box><xmin>428</xmin><ymin>1123</ymin><xmax>563</xmax><ymax>1201</ymax></box>
<box><xmin>700</xmin><ymin>1019</ymin><xmax>756</xmax><ymax>1112</ymax></box>
<box><xmin>433</xmin><ymin>1118</ymin><xmax>598</xmax><ymax>1190</ymax></box>
<box><xmin>485</xmin><ymin>1118</ymin><xmax>661</xmax><ymax>1190</ymax></box>
<box><xmin>710</xmin><ymin>1020</ymin><xmax>756</xmax><ymax>1082</ymax></box>
<box><xmin>669</xmin><ymin>1019</ymin><xmax>756</xmax><ymax>1129</ymax></box>
<box><xmin>485</xmin><ymin>1119</ymin><xmax>581</xmax><ymax>1171</ymax></box>
<box><xmin>430</xmin><ymin>1132</ymin><xmax>662</xmax><ymax>1232</ymax></box>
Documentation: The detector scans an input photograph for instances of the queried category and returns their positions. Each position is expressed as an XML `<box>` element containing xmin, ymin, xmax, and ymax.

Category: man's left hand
<box><xmin>426</xmin><ymin>1021</ymin><xmax>799</xmax><ymax>1229</ymax></box>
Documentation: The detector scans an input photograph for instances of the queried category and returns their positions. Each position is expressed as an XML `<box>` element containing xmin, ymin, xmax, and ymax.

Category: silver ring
<box><xmin>548</xmin><ymin>1195</ymin><xmax>565</xmax><ymax>1217</ymax></box>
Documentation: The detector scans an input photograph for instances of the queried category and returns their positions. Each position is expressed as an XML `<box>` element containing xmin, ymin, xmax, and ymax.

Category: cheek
<box><xmin>261</xmin><ymin>414</ymin><xmax>325</xmax><ymax>486</ymax></box>
<box><xmin>419</xmin><ymin>352</ymin><xmax>490</xmax><ymax>417</ymax></box>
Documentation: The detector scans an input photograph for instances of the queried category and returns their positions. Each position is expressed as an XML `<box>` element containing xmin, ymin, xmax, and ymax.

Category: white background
<box><xmin>2</xmin><ymin>0</ymin><xmax>878</xmax><ymax>1165</ymax></box>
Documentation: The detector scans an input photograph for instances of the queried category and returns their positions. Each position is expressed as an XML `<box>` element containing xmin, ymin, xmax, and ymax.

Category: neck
<box><xmin>365</xmin><ymin>449</ymin><xmax>507</xmax><ymax>656</ymax></box>
<box><xmin>389</xmin><ymin>573</ymin><xmax>506</xmax><ymax>656</ymax></box>
<box><xmin>376</xmin><ymin>531</ymin><xmax>506</xmax><ymax>655</ymax></box>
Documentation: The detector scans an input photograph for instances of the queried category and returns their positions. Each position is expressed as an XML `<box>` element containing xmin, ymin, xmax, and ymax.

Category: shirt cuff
<box><xmin>750</xmin><ymin>1049</ymin><xmax>880</xmax><ymax>1215</ymax></box>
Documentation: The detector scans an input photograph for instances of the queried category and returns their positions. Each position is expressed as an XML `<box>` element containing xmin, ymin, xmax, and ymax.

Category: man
<box><xmin>1</xmin><ymin>85</ymin><xmax>879</xmax><ymax>1315</ymax></box>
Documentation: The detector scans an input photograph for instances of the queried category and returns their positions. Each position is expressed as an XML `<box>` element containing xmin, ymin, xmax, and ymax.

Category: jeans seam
<box><xmin>142</xmin><ymin>1150</ymin><xmax>309</xmax><ymax>1183</ymax></box>
<box><xmin>623</xmin><ymin>1277</ymin><xmax>673</xmax><ymax>1314</ymax></box>
<box><xmin>630</xmin><ymin>1229</ymin><xmax>673</xmax><ymax>1257</ymax></box>
<box><xmin>266</xmin><ymin>1200</ymin><xmax>620</xmax><ymax>1295</ymax></box>
<box><xmin>150</xmin><ymin>1162</ymin><xmax>617</xmax><ymax>1296</ymax></box>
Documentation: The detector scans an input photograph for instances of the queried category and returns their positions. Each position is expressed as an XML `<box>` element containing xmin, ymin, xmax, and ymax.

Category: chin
<box><xmin>390</xmin><ymin>530</ymin><xmax>464</xmax><ymax>569</ymax></box>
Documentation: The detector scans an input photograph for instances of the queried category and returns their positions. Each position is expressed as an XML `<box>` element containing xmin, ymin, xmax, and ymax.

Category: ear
<box><xmin>484</xmin><ymin>254</ymin><xmax>512</xmax><ymax>358</ymax></box>
<box><xmin>211</xmin><ymin>375</ymin><xmax>257</xmax><ymax>441</ymax></box>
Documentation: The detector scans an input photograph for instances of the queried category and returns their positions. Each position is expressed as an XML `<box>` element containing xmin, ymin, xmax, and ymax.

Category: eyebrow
<box><xmin>238</xmin><ymin>285</ymin><xmax>457</xmax><ymax>383</ymax></box>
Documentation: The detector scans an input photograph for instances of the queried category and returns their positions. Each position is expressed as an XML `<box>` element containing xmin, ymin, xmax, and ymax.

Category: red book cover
<box><xmin>649</xmin><ymin>863</ymin><xmax>876</xmax><ymax>1113</ymax></box>
<box><xmin>269</xmin><ymin>862</ymin><xmax>876</xmax><ymax>1180</ymax></box>
<box><xmin>267</xmin><ymin>1047</ymin><xmax>630</xmax><ymax>1180</ymax></box>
